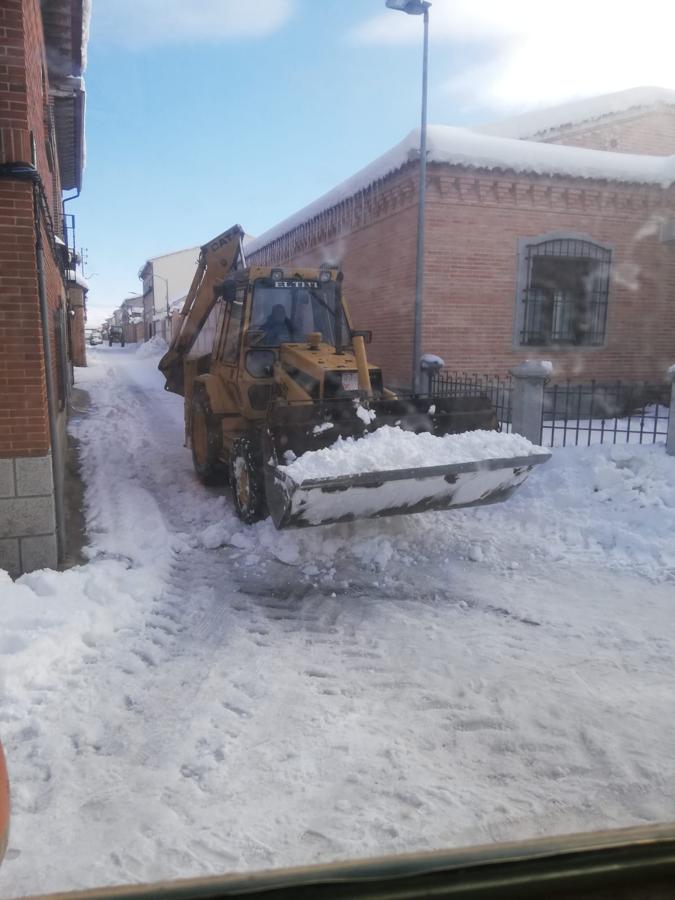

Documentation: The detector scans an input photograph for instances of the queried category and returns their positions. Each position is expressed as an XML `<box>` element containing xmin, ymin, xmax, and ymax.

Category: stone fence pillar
<box><xmin>509</xmin><ymin>360</ymin><xmax>552</xmax><ymax>446</ymax></box>
<box><xmin>667</xmin><ymin>365</ymin><xmax>675</xmax><ymax>456</ymax></box>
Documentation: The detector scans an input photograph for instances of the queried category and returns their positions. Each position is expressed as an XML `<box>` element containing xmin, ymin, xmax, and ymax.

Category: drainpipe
<box><xmin>34</xmin><ymin>175</ymin><xmax>66</xmax><ymax>562</ymax></box>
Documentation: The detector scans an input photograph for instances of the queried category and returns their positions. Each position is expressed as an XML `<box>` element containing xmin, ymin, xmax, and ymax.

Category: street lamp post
<box><xmin>385</xmin><ymin>0</ymin><xmax>431</xmax><ymax>394</ymax></box>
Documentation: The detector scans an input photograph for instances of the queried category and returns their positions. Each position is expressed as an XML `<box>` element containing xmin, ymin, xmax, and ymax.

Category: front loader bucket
<box><xmin>261</xmin><ymin>397</ymin><xmax>550</xmax><ymax>529</ymax></box>
<box><xmin>264</xmin><ymin>453</ymin><xmax>549</xmax><ymax>529</ymax></box>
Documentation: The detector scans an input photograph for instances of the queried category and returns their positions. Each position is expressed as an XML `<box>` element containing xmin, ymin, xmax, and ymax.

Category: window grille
<box><xmin>520</xmin><ymin>238</ymin><xmax>611</xmax><ymax>346</ymax></box>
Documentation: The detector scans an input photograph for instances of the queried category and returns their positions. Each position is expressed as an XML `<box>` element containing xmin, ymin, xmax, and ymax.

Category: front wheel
<box><xmin>229</xmin><ymin>436</ymin><xmax>266</xmax><ymax>524</ymax></box>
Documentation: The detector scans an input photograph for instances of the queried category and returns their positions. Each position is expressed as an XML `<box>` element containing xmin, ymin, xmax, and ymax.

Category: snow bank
<box><xmin>135</xmin><ymin>335</ymin><xmax>168</xmax><ymax>358</ymax></box>
<box><xmin>452</xmin><ymin>442</ymin><xmax>675</xmax><ymax>583</ymax></box>
<box><xmin>279</xmin><ymin>426</ymin><xmax>548</xmax><ymax>483</ymax></box>
<box><xmin>204</xmin><ymin>441</ymin><xmax>675</xmax><ymax>585</ymax></box>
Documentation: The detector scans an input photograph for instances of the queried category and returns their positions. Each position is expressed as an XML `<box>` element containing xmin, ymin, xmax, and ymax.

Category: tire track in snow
<box><xmin>5</xmin><ymin>346</ymin><xmax>675</xmax><ymax>897</ymax></box>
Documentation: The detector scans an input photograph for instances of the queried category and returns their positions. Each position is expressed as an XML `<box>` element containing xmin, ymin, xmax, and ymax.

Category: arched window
<box><xmin>516</xmin><ymin>235</ymin><xmax>612</xmax><ymax>347</ymax></box>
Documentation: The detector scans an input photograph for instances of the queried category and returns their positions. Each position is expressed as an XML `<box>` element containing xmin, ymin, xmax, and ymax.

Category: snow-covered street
<box><xmin>1</xmin><ymin>344</ymin><xmax>674</xmax><ymax>897</ymax></box>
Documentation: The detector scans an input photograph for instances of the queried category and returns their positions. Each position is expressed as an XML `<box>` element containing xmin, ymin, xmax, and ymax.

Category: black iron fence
<box><xmin>541</xmin><ymin>380</ymin><xmax>670</xmax><ymax>447</ymax></box>
<box><xmin>428</xmin><ymin>371</ymin><xmax>671</xmax><ymax>448</ymax></box>
<box><xmin>428</xmin><ymin>372</ymin><xmax>513</xmax><ymax>432</ymax></box>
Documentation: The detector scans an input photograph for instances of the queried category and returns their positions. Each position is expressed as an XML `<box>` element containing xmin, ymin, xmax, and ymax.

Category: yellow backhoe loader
<box><xmin>159</xmin><ymin>225</ymin><xmax>548</xmax><ymax>529</ymax></box>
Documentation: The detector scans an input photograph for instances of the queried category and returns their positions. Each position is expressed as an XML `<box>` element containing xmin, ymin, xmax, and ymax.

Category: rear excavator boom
<box><xmin>159</xmin><ymin>226</ymin><xmax>549</xmax><ymax>529</ymax></box>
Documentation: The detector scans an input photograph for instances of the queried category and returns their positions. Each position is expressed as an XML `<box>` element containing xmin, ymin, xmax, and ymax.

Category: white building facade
<box><xmin>138</xmin><ymin>247</ymin><xmax>200</xmax><ymax>342</ymax></box>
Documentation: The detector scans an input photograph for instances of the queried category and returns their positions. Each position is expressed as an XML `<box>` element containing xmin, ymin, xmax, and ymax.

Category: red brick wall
<box><xmin>0</xmin><ymin>178</ymin><xmax>50</xmax><ymax>456</ymax></box>
<box><xmin>0</xmin><ymin>0</ymin><xmax>67</xmax><ymax>458</ymax></box>
<box><xmin>248</xmin><ymin>168</ymin><xmax>420</xmax><ymax>386</ymax></box>
<box><xmin>248</xmin><ymin>163</ymin><xmax>674</xmax><ymax>388</ymax></box>
<box><xmin>70</xmin><ymin>305</ymin><xmax>86</xmax><ymax>366</ymax></box>
<box><xmin>545</xmin><ymin>109</ymin><xmax>675</xmax><ymax>156</ymax></box>
<box><xmin>423</xmin><ymin>167</ymin><xmax>675</xmax><ymax>381</ymax></box>
<box><xmin>0</xmin><ymin>0</ymin><xmax>31</xmax><ymax>164</ymax></box>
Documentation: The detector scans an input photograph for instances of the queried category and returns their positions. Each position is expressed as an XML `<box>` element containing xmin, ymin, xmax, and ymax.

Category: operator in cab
<box><xmin>260</xmin><ymin>303</ymin><xmax>294</xmax><ymax>345</ymax></box>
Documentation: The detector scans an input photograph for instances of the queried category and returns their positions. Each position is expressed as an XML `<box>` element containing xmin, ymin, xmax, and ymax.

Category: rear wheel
<box><xmin>229</xmin><ymin>436</ymin><xmax>266</xmax><ymax>524</ymax></box>
<box><xmin>190</xmin><ymin>389</ymin><xmax>227</xmax><ymax>485</ymax></box>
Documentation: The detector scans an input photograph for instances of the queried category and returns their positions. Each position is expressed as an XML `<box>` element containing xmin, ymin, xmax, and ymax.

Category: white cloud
<box><xmin>94</xmin><ymin>0</ymin><xmax>295</xmax><ymax>46</ymax></box>
<box><xmin>349</xmin><ymin>0</ymin><xmax>675</xmax><ymax>113</ymax></box>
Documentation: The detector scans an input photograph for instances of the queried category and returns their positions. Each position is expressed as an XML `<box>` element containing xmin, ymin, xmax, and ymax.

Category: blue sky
<box><xmin>77</xmin><ymin>0</ymin><xmax>673</xmax><ymax>325</ymax></box>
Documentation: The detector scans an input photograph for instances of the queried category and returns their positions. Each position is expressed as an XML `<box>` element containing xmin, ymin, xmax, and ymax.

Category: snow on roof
<box><xmin>246</xmin><ymin>125</ymin><xmax>675</xmax><ymax>256</ymax></box>
<box><xmin>473</xmin><ymin>86</ymin><xmax>675</xmax><ymax>141</ymax></box>
<box><xmin>138</xmin><ymin>246</ymin><xmax>200</xmax><ymax>277</ymax></box>
<box><xmin>66</xmin><ymin>269</ymin><xmax>89</xmax><ymax>290</ymax></box>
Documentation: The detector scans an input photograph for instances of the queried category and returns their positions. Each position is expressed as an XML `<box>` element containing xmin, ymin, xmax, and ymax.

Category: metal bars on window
<box><xmin>520</xmin><ymin>238</ymin><xmax>611</xmax><ymax>347</ymax></box>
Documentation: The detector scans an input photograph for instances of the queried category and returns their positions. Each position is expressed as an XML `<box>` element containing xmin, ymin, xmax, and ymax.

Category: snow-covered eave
<box><xmin>137</xmin><ymin>246</ymin><xmax>201</xmax><ymax>278</ymax></box>
<box><xmin>474</xmin><ymin>86</ymin><xmax>675</xmax><ymax>141</ymax></box>
<box><xmin>66</xmin><ymin>269</ymin><xmax>89</xmax><ymax>290</ymax></box>
<box><xmin>246</xmin><ymin>125</ymin><xmax>675</xmax><ymax>257</ymax></box>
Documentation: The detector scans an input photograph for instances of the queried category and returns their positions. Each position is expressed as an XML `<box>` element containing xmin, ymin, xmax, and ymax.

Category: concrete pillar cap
<box><xmin>667</xmin><ymin>364</ymin><xmax>675</xmax><ymax>384</ymax></box>
<box><xmin>509</xmin><ymin>360</ymin><xmax>553</xmax><ymax>380</ymax></box>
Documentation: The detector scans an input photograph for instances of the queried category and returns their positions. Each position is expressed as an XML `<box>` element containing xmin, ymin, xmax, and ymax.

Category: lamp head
<box><xmin>385</xmin><ymin>0</ymin><xmax>430</xmax><ymax>14</ymax></box>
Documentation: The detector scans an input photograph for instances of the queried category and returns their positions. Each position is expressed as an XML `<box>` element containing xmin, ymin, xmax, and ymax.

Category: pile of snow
<box><xmin>279</xmin><ymin>426</ymin><xmax>548</xmax><ymax>483</ymax></box>
<box><xmin>420</xmin><ymin>353</ymin><xmax>445</xmax><ymax>369</ymax></box>
<box><xmin>135</xmin><ymin>335</ymin><xmax>168</xmax><ymax>358</ymax></box>
<box><xmin>205</xmin><ymin>441</ymin><xmax>675</xmax><ymax>585</ymax></box>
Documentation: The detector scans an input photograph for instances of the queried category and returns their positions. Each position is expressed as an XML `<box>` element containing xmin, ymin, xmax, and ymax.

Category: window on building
<box><xmin>517</xmin><ymin>236</ymin><xmax>612</xmax><ymax>346</ymax></box>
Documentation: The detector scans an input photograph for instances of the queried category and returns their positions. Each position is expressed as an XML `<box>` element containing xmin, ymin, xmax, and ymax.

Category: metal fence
<box><xmin>428</xmin><ymin>372</ymin><xmax>513</xmax><ymax>432</ymax></box>
<box><xmin>429</xmin><ymin>372</ymin><xmax>671</xmax><ymax>448</ymax></box>
<box><xmin>541</xmin><ymin>380</ymin><xmax>670</xmax><ymax>447</ymax></box>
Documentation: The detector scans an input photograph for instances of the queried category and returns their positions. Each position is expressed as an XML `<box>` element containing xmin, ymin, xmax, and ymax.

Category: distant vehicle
<box><xmin>89</xmin><ymin>329</ymin><xmax>103</xmax><ymax>346</ymax></box>
<box><xmin>108</xmin><ymin>325</ymin><xmax>125</xmax><ymax>347</ymax></box>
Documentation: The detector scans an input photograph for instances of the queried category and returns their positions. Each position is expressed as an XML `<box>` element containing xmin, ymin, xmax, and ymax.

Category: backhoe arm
<box><xmin>158</xmin><ymin>224</ymin><xmax>245</xmax><ymax>395</ymax></box>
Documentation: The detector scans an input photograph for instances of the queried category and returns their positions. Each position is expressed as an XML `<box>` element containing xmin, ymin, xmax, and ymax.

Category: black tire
<box><xmin>190</xmin><ymin>388</ymin><xmax>228</xmax><ymax>485</ymax></box>
<box><xmin>229</xmin><ymin>436</ymin><xmax>266</xmax><ymax>524</ymax></box>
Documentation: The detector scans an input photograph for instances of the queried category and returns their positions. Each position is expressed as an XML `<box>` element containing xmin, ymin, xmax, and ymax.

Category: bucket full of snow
<box><xmin>261</xmin><ymin>401</ymin><xmax>550</xmax><ymax>528</ymax></box>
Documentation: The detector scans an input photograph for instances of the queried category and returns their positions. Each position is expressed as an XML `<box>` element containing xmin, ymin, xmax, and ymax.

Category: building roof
<box><xmin>473</xmin><ymin>86</ymin><xmax>675</xmax><ymax>141</ymax></box>
<box><xmin>246</xmin><ymin>123</ymin><xmax>675</xmax><ymax>257</ymax></box>
<box><xmin>42</xmin><ymin>0</ymin><xmax>90</xmax><ymax>192</ymax></box>
<box><xmin>138</xmin><ymin>246</ymin><xmax>200</xmax><ymax>278</ymax></box>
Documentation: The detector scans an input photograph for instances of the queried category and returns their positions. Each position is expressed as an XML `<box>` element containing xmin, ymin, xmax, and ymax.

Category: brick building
<box><xmin>246</xmin><ymin>87</ymin><xmax>675</xmax><ymax>388</ymax></box>
<box><xmin>119</xmin><ymin>296</ymin><xmax>144</xmax><ymax>344</ymax></box>
<box><xmin>0</xmin><ymin>0</ymin><xmax>88</xmax><ymax>576</ymax></box>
